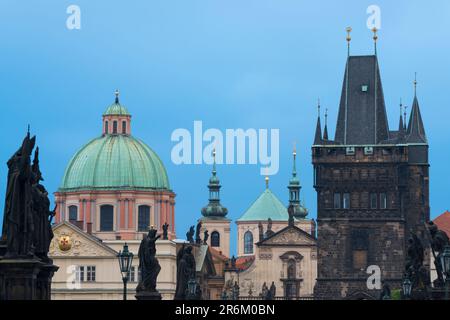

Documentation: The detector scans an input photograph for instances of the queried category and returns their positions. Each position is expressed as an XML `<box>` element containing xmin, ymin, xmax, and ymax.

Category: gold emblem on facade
<box><xmin>58</xmin><ymin>235</ymin><xmax>72</xmax><ymax>251</ymax></box>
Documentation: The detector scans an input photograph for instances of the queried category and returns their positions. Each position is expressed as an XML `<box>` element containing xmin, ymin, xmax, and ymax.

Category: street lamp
<box><xmin>117</xmin><ymin>243</ymin><xmax>134</xmax><ymax>301</ymax></box>
<box><xmin>187</xmin><ymin>278</ymin><xmax>198</xmax><ymax>300</ymax></box>
<box><xmin>402</xmin><ymin>278</ymin><xmax>412</xmax><ymax>300</ymax></box>
<box><xmin>440</xmin><ymin>245</ymin><xmax>450</xmax><ymax>300</ymax></box>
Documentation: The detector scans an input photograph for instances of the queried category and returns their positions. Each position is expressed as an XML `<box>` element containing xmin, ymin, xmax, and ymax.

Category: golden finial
<box><xmin>346</xmin><ymin>27</ymin><xmax>352</xmax><ymax>42</ymax></box>
<box><xmin>265</xmin><ymin>176</ymin><xmax>269</xmax><ymax>189</ymax></box>
<box><xmin>114</xmin><ymin>89</ymin><xmax>120</xmax><ymax>103</ymax></box>
<box><xmin>293</xmin><ymin>141</ymin><xmax>297</xmax><ymax>157</ymax></box>
<box><xmin>372</xmin><ymin>27</ymin><xmax>378</xmax><ymax>41</ymax></box>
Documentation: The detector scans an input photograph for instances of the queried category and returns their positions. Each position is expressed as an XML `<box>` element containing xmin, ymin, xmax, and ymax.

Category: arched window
<box><xmin>287</xmin><ymin>259</ymin><xmax>296</xmax><ymax>279</ymax></box>
<box><xmin>244</xmin><ymin>231</ymin><xmax>253</xmax><ymax>254</ymax></box>
<box><xmin>138</xmin><ymin>205</ymin><xmax>151</xmax><ymax>232</ymax></box>
<box><xmin>122</xmin><ymin>121</ymin><xmax>127</xmax><ymax>134</ymax></box>
<box><xmin>100</xmin><ymin>205</ymin><xmax>114</xmax><ymax>231</ymax></box>
<box><xmin>113</xmin><ymin>121</ymin><xmax>118</xmax><ymax>134</ymax></box>
<box><xmin>211</xmin><ymin>231</ymin><xmax>220</xmax><ymax>247</ymax></box>
<box><xmin>68</xmin><ymin>205</ymin><xmax>78</xmax><ymax>222</ymax></box>
<box><xmin>105</xmin><ymin>121</ymin><xmax>109</xmax><ymax>134</ymax></box>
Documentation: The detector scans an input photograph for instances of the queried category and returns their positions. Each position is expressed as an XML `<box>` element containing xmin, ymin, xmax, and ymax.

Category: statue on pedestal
<box><xmin>136</xmin><ymin>227</ymin><xmax>161</xmax><ymax>299</ymax></box>
<box><xmin>186</xmin><ymin>226</ymin><xmax>195</xmax><ymax>244</ymax></box>
<box><xmin>1</xmin><ymin>131</ymin><xmax>36</xmax><ymax>258</ymax></box>
<box><xmin>174</xmin><ymin>245</ymin><xmax>196</xmax><ymax>300</ymax></box>
<box><xmin>162</xmin><ymin>222</ymin><xmax>169</xmax><ymax>240</ymax></box>
<box><xmin>195</xmin><ymin>221</ymin><xmax>202</xmax><ymax>244</ymax></box>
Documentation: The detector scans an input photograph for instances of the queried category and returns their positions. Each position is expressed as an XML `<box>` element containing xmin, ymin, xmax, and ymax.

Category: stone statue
<box><xmin>404</xmin><ymin>231</ymin><xmax>430</xmax><ymax>297</ymax></box>
<box><xmin>258</xmin><ymin>222</ymin><xmax>264</xmax><ymax>241</ymax></box>
<box><xmin>186</xmin><ymin>226</ymin><xmax>195</xmax><ymax>243</ymax></box>
<box><xmin>264</xmin><ymin>218</ymin><xmax>275</xmax><ymax>238</ymax></box>
<box><xmin>230</xmin><ymin>255</ymin><xmax>236</xmax><ymax>268</ymax></box>
<box><xmin>136</xmin><ymin>227</ymin><xmax>161</xmax><ymax>294</ymax></box>
<box><xmin>268</xmin><ymin>281</ymin><xmax>276</xmax><ymax>299</ymax></box>
<box><xmin>30</xmin><ymin>147</ymin><xmax>55</xmax><ymax>262</ymax></box>
<box><xmin>1</xmin><ymin>131</ymin><xmax>36</xmax><ymax>258</ymax></box>
<box><xmin>174</xmin><ymin>245</ymin><xmax>196</xmax><ymax>300</ymax></box>
<box><xmin>427</xmin><ymin>221</ymin><xmax>450</xmax><ymax>287</ymax></box>
<box><xmin>162</xmin><ymin>222</ymin><xmax>169</xmax><ymax>240</ymax></box>
<box><xmin>379</xmin><ymin>281</ymin><xmax>391</xmax><ymax>300</ymax></box>
<box><xmin>261</xmin><ymin>282</ymin><xmax>268</xmax><ymax>299</ymax></box>
<box><xmin>203</xmin><ymin>230</ymin><xmax>209</xmax><ymax>245</ymax></box>
<box><xmin>195</xmin><ymin>221</ymin><xmax>202</xmax><ymax>244</ymax></box>
<box><xmin>288</xmin><ymin>204</ymin><xmax>295</xmax><ymax>227</ymax></box>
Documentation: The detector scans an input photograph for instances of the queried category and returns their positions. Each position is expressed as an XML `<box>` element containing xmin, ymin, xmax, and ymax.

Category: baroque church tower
<box><xmin>312</xmin><ymin>29</ymin><xmax>429</xmax><ymax>299</ymax></box>
<box><xmin>199</xmin><ymin>150</ymin><xmax>231</xmax><ymax>257</ymax></box>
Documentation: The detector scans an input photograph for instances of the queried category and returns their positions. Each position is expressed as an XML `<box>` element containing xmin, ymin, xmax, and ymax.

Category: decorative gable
<box><xmin>258</xmin><ymin>226</ymin><xmax>316</xmax><ymax>247</ymax></box>
<box><xmin>49</xmin><ymin>222</ymin><xmax>117</xmax><ymax>257</ymax></box>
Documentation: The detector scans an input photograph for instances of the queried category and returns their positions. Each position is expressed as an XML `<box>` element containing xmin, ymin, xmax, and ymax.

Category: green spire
<box><xmin>287</xmin><ymin>147</ymin><xmax>308</xmax><ymax>219</ymax></box>
<box><xmin>201</xmin><ymin>149</ymin><xmax>228</xmax><ymax>218</ymax></box>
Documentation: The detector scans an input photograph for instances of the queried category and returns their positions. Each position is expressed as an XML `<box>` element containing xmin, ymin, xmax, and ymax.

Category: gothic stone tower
<box><xmin>312</xmin><ymin>41</ymin><xmax>429</xmax><ymax>299</ymax></box>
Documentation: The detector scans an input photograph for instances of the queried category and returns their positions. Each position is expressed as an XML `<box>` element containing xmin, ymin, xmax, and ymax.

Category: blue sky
<box><xmin>1</xmin><ymin>1</ymin><xmax>450</xmax><ymax>255</ymax></box>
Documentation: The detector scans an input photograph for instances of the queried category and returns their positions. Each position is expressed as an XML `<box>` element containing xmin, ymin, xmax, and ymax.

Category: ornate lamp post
<box><xmin>117</xmin><ymin>243</ymin><xmax>134</xmax><ymax>301</ymax></box>
<box><xmin>186</xmin><ymin>278</ymin><xmax>198</xmax><ymax>300</ymax></box>
<box><xmin>441</xmin><ymin>245</ymin><xmax>450</xmax><ymax>300</ymax></box>
<box><xmin>402</xmin><ymin>278</ymin><xmax>412</xmax><ymax>300</ymax></box>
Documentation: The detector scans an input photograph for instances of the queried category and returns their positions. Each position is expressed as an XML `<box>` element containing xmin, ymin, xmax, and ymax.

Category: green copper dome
<box><xmin>237</xmin><ymin>188</ymin><xmax>289</xmax><ymax>222</ymax></box>
<box><xmin>59</xmin><ymin>135</ymin><xmax>170</xmax><ymax>192</ymax></box>
<box><xmin>103</xmin><ymin>102</ymin><xmax>130</xmax><ymax>116</ymax></box>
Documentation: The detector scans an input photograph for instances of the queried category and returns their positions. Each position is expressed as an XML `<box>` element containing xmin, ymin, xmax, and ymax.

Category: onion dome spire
<box><xmin>287</xmin><ymin>145</ymin><xmax>308</xmax><ymax>219</ymax></box>
<box><xmin>201</xmin><ymin>149</ymin><xmax>228</xmax><ymax>218</ymax></box>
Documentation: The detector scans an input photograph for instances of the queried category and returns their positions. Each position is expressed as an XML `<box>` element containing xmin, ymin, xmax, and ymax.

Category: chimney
<box><xmin>86</xmin><ymin>222</ymin><xmax>92</xmax><ymax>235</ymax></box>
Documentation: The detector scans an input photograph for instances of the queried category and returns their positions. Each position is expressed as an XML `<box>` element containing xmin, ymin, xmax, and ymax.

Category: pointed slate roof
<box><xmin>237</xmin><ymin>188</ymin><xmax>289</xmax><ymax>222</ymax></box>
<box><xmin>406</xmin><ymin>96</ymin><xmax>427</xmax><ymax>144</ymax></box>
<box><xmin>313</xmin><ymin>115</ymin><xmax>322</xmax><ymax>145</ymax></box>
<box><xmin>334</xmin><ymin>55</ymin><xmax>389</xmax><ymax>145</ymax></box>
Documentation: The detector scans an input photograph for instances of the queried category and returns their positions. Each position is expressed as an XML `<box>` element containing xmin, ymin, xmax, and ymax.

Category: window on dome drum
<box><xmin>211</xmin><ymin>231</ymin><xmax>220</xmax><ymax>247</ymax></box>
<box><xmin>334</xmin><ymin>193</ymin><xmax>341</xmax><ymax>209</ymax></box>
<box><xmin>68</xmin><ymin>205</ymin><xmax>78</xmax><ymax>222</ymax></box>
<box><xmin>100</xmin><ymin>205</ymin><xmax>114</xmax><ymax>231</ymax></box>
<box><xmin>370</xmin><ymin>193</ymin><xmax>377</xmax><ymax>209</ymax></box>
<box><xmin>380</xmin><ymin>193</ymin><xmax>387</xmax><ymax>209</ymax></box>
<box><xmin>343</xmin><ymin>193</ymin><xmax>350</xmax><ymax>209</ymax></box>
<box><xmin>244</xmin><ymin>231</ymin><xmax>254</xmax><ymax>254</ymax></box>
<box><xmin>113</xmin><ymin>121</ymin><xmax>118</xmax><ymax>134</ymax></box>
<box><xmin>105</xmin><ymin>121</ymin><xmax>109</xmax><ymax>134</ymax></box>
<box><xmin>122</xmin><ymin>121</ymin><xmax>127</xmax><ymax>134</ymax></box>
<box><xmin>138</xmin><ymin>205</ymin><xmax>151</xmax><ymax>232</ymax></box>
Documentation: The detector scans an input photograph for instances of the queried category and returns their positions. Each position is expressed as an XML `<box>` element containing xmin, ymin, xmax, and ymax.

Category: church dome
<box><xmin>59</xmin><ymin>92</ymin><xmax>170</xmax><ymax>192</ymax></box>
<box><xmin>59</xmin><ymin>135</ymin><xmax>170</xmax><ymax>192</ymax></box>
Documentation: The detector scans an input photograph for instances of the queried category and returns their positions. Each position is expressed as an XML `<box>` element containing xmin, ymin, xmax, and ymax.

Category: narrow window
<box><xmin>244</xmin><ymin>231</ymin><xmax>254</xmax><ymax>254</ymax></box>
<box><xmin>343</xmin><ymin>193</ymin><xmax>350</xmax><ymax>209</ymax></box>
<box><xmin>370</xmin><ymin>193</ymin><xmax>377</xmax><ymax>209</ymax></box>
<box><xmin>138</xmin><ymin>205</ymin><xmax>151</xmax><ymax>232</ymax></box>
<box><xmin>334</xmin><ymin>193</ymin><xmax>341</xmax><ymax>209</ymax></box>
<box><xmin>76</xmin><ymin>266</ymin><xmax>85</xmax><ymax>282</ymax></box>
<box><xmin>122</xmin><ymin>120</ymin><xmax>127</xmax><ymax>134</ymax></box>
<box><xmin>100</xmin><ymin>205</ymin><xmax>114</xmax><ymax>231</ymax></box>
<box><xmin>105</xmin><ymin>121</ymin><xmax>109</xmax><ymax>134</ymax></box>
<box><xmin>86</xmin><ymin>266</ymin><xmax>96</xmax><ymax>282</ymax></box>
<box><xmin>68</xmin><ymin>205</ymin><xmax>78</xmax><ymax>222</ymax></box>
<box><xmin>113</xmin><ymin>121</ymin><xmax>118</xmax><ymax>134</ymax></box>
<box><xmin>211</xmin><ymin>231</ymin><xmax>220</xmax><ymax>247</ymax></box>
<box><xmin>380</xmin><ymin>193</ymin><xmax>387</xmax><ymax>209</ymax></box>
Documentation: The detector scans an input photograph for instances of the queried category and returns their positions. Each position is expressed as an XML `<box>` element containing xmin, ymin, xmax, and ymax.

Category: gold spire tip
<box><xmin>346</xmin><ymin>27</ymin><xmax>352</xmax><ymax>42</ymax></box>
<box><xmin>372</xmin><ymin>27</ymin><xmax>378</xmax><ymax>41</ymax></box>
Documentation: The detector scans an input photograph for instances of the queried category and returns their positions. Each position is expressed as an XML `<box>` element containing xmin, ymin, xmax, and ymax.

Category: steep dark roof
<box><xmin>334</xmin><ymin>55</ymin><xmax>390</xmax><ymax>145</ymax></box>
<box><xmin>406</xmin><ymin>96</ymin><xmax>427</xmax><ymax>144</ymax></box>
<box><xmin>313</xmin><ymin>115</ymin><xmax>322</xmax><ymax>145</ymax></box>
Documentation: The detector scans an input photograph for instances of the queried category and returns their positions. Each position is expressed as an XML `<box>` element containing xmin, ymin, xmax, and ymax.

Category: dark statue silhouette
<box><xmin>174</xmin><ymin>244</ymin><xmax>196</xmax><ymax>300</ymax></box>
<box><xmin>136</xmin><ymin>227</ymin><xmax>161</xmax><ymax>293</ymax></box>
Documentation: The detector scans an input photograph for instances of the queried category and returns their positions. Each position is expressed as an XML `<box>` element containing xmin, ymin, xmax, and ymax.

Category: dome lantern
<box><xmin>102</xmin><ymin>90</ymin><xmax>132</xmax><ymax>136</ymax></box>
